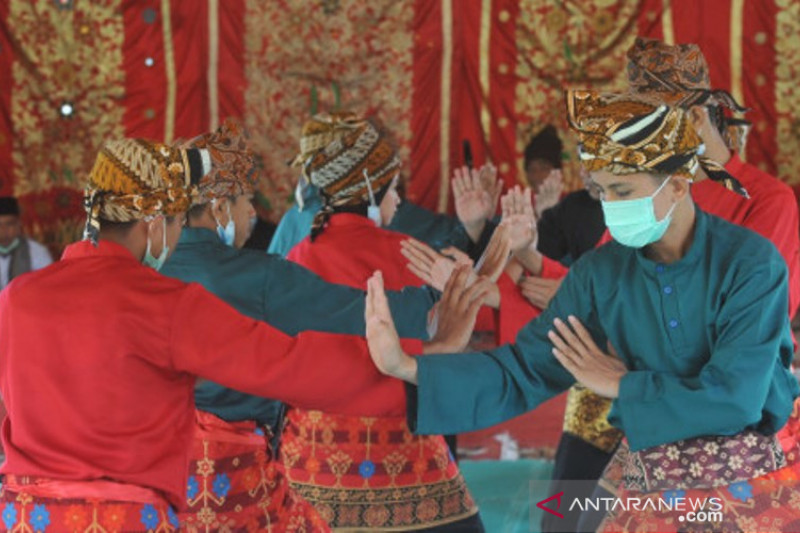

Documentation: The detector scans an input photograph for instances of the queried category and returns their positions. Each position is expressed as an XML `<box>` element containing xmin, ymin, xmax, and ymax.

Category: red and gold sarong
<box><xmin>280</xmin><ymin>408</ymin><xmax>478</xmax><ymax>531</ymax></box>
<box><xmin>180</xmin><ymin>410</ymin><xmax>329</xmax><ymax>532</ymax></box>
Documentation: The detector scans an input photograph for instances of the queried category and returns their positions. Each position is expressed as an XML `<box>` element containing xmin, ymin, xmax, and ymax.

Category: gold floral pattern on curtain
<box><xmin>244</xmin><ymin>0</ymin><xmax>414</xmax><ymax>217</ymax></box>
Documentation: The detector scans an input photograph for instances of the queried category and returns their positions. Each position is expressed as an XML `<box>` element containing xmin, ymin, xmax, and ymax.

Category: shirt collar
<box><xmin>326</xmin><ymin>212</ymin><xmax>376</xmax><ymax>229</ymax></box>
<box><xmin>177</xmin><ymin>226</ymin><xmax>222</xmax><ymax>246</ymax></box>
<box><xmin>61</xmin><ymin>239</ymin><xmax>139</xmax><ymax>262</ymax></box>
<box><xmin>635</xmin><ymin>207</ymin><xmax>707</xmax><ymax>274</ymax></box>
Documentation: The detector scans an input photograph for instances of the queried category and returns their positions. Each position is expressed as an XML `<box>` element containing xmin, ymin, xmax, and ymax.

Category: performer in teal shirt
<box><xmin>162</xmin><ymin>122</ymin><xmax>437</xmax><ymax>435</ymax></box>
<box><xmin>364</xmin><ymin>90</ymin><xmax>800</xmax><ymax>532</ymax></box>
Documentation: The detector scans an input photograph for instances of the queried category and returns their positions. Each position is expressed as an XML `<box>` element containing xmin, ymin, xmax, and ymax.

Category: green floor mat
<box><xmin>460</xmin><ymin>459</ymin><xmax>554</xmax><ymax>533</ymax></box>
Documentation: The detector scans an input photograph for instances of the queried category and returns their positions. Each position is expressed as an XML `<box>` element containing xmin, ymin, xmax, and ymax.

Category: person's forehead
<box><xmin>590</xmin><ymin>170</ymin><xmax>652</xmax><ymax>184</ymax></box>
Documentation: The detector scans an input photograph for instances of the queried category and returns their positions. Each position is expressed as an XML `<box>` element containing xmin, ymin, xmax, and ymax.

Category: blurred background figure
<box><xmin>0</xmin><ymin>196</ymin><xmax>52</xmax><ymax>290</ymax></box>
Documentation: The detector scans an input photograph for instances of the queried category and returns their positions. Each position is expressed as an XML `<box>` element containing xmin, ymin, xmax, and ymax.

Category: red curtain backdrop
<box><xmin>0</xmin><ymin>0</ymin><xmax>798</xmax><ymax>254</ymax></box>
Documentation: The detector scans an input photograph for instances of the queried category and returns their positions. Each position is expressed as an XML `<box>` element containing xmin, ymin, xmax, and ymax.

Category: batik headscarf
<box><xmin>290</xmin><ymin>111</ymin><xmax>367</xmax><ymax>210</ymax></box>
<box><xmin>305</xmin><ymin>118</ymin><xmax>401</xmax><ymax>239</ymax></box>
<box><xmin>626</xmin><ymin>37</ymin><xmax>751</xmax><ymax>153</ymax></box>
<box><xmin>566</xmin><ymin>89</ymin><xmax>748</xmax><ymax>197</ymax></box>
<box><xmin>183</xmin><ymin>118</ymin><xmax>261</xmax><ymax>203</ymax></box>
<box><xmin>83</xmin><ymin>138</ymin><xmax>209</xmax><ymax>245</ymax></box>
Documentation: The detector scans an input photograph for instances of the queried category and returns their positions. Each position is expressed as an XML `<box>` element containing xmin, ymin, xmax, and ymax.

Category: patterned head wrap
<box><xmin>566</xmin><ymin>90</ymin><xmax>748</xmax><ymax>197</ymax></box>
<box><xmin>626</xmin><ymin>37</ymin><xmax>750</xmax><ymax>152</ymax></box>
<box><xmin>83</xmin><ymin>138</ymin><xmax>208</xmax><ymax>245</ymax></box>
<box><xmin>290</xmin><ymin>111</ymin><xmax>367</xmax><ymax>210</ymax></box>
<box><xmin>183</xmin><ymin>118</ymin><xmax>261</xmax><ymax>203</ymax></box>
<box><xmin>305</xmin><ymin>118</ymin><xmax>401</xmax><ymax>239</ymax></box>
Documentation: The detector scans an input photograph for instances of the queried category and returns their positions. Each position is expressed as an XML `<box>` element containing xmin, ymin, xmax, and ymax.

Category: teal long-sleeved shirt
<box><xmin>267</xmin><ymin>185</ymin><xmax>475</xmax><ymax>257</ymax></box>
<box><xmin>410</xmin><ymin>208</ymin><xmax>799</xmax><ymax>452</ymax></box>
<box><xmin>162</xmin><ymin>227</ymin><xmax>435</xmax><ymax>427</ymax></box>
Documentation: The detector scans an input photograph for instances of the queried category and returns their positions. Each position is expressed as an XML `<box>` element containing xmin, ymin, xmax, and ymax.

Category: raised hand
<box><xmin>474</xmin><ymin>224</ymin><xmax>511</xmax><ymax>282</ymax></box>
<box><xmin>534</xmin><ymin>169</ymin><xmax>564</xmax><ymax>218</ymax></box>
<box><xmin>548</xmin><ymin>316</ymin><xmax>627</xmax><ymax>398</ymax></box>
<box><xmin>365</xmin><ymin>271</ymin><xmax>418</xmax><ymax>383</ymax></box>
<box><xmin>424</xmin><ymin>265</ymin><xmax>491</xmax><ymax>354</ymax></box>
<box><xmin>401</xmin><ymin>239</ymin><xmax>473</xmax><ymax>291</ymax></box>
<box><xmin>519</xmin><ymin>276</ymin><xmax>562</xmax><ymax>310</ymax></box>
<box><xmin>453</xmin><ymin>165</ymin><xmax>496</xmax><ymax>242</ymax></box>
<box><xmin>500</xmin><ymin>186</ymin><xmax>537</xmax><ymax>254</ymax></box>
<box><xmin>479</xmin><ymin>163</ymin><xmax>503</xmax><ymax>216</ymax></box>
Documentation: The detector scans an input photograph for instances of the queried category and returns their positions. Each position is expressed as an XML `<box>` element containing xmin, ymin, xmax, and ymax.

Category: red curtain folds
<box><xmin>0</xmin><ymin>0</ymin><xmax>798</xmax><ymax>254</ymax></box>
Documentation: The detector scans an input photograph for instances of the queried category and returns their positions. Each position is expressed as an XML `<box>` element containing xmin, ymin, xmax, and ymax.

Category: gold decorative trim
<box><xmin>774</xmin><ymin>0</ymin><xmax>800</xmax><ymax>185</ymax></box>
<box><xmin>207</xmin><ymin>0</ymin><xmax>220</xmax><ymax>131</ymax></box>
<box><xmin>662</xmin><ymin>0</ymin><xmax>675</xmax><ymax>45</ymax></box>
<box><xmin>161</xmin><ymin>0</ymin><xmax>176</xmax><ymax>143</ymax></box>
<box><xmin>438</xmin><ymin>0</ymin><xmax>453</xmax><ymax>213</ymax></box>
<box><xmin>730</xmin><ymin>0</ymin><xmax>745</xmax><ymax>160</ymax></box>
<box><xmin>479</xmin><ymin>0</ymin><xmax>492</xmax><ymax>142</ymax></box>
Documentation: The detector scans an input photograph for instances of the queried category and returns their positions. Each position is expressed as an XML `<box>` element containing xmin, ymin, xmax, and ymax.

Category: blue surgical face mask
<box><xmin>214</xmin><ymin>201</ymin><xmax>236</xmax><ymax>247</ymax></box>
<box><xmin>143</xmin><ymin>217</ymin><xmax>169</xmax><ymax>271</ymax></box>
<box><xmin>601</xmin><ymin>176</ymin><xmax>677</xmax><ymax>248</ymax></box>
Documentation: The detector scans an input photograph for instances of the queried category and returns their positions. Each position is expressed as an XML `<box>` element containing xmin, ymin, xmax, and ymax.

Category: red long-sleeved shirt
<box><xmin>694</xmin><ymin>154</ymin><xmax>800</xmax><ymax>318</ymax></box>
<box><xmin>0</xmin><ymin>240</ymin><xmax>412</xmax><ymax>507</ymax></box>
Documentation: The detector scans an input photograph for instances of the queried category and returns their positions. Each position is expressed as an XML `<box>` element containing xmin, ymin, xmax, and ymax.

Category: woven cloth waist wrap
<box><xmin>618</xmin><ymin>431</ymin><xmax>788</xmax><ymax>493</ymax></box>
<box><xmin>563</xmin><ymin>385</ymin><xmax>623</xmax><ymax>454</ymax></box>
<box><xmin>181</xmin><ymin>410</ymin><xmax>328</xmax><ymax>532</ymax></box>
<box><xmin>280</xmin><ymin>408</ymin><xmax>477</xmax><ymax>531</ymax></box>
<box><xmin>3</xmin><ymin>475</ymin><xmax>168</xmax><ymax>505</ymax></box>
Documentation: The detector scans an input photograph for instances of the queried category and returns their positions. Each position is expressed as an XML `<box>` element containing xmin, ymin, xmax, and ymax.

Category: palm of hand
<box><xmin>456</xmin><ymin>189</ymin><xmax>492</xmax><ymax>225</ymax></box>
<box><xmin>505</xmin><ymin>214</ymin><xmax>536</xmax><ymax>252</ymax></box>
<box><xmin>365</xmin><ymin>295</ymin><xmax>403</xmax><ymax>375</ymax></box>
<box><xmin>429</xmin><ymin>256</ymin><xmax>457</xmax><ymax>292</ymax></box>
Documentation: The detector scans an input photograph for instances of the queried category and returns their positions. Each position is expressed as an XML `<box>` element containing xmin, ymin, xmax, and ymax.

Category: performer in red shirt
<box><xmin>0</xmin><ymin>138</ymin><xmax>463</xmax><ymax>532</ymax></box>
<box><xmin>286</xmin><ymin>117</ymin><xmax>488</xmax><ymax>532</ymax></box>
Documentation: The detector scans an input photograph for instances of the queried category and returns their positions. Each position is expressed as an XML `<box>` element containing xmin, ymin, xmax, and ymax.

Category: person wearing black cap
<box><xmin>0</xmin><ymin>196</ymin><xmax>52</xmax><ymax>289</ymax></box>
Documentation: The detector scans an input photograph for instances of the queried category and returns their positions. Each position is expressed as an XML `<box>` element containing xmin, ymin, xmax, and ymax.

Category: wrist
<box><xmin>397</xmin><ymin>354</ymin><xmax>419</xmax><ymax>384</ymax></box>
<box><xmin>515</xmin><ymin>245</ymin><xmax>543</xmax><ymax>276</ymax></box>
<box><xmin>484</xmin><ymin>283</ymin><xmax>500</xmax><ymax>309</ymax></box>
<box><xmin>462</xmin><ymin>219</ymin><xmax>486</xmax><ymax>243</ymax></box>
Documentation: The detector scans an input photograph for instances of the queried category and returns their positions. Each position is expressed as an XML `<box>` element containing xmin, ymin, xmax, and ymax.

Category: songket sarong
<box><xmin>180</xmin><ymin>410</ymin><xmax>329</xmax><ymax>532</ymax></box>
<box><xmin>597</xmin><ymin>430</ymin><xmax>800</xmax><ymax>533</ymax></box>
<box><xmin>0</xmin><ymin>475</ymin><xmax>178</xmax><ymax>532</ymax></box>
<box><xmin>280</xmin><ymin>408</ymin><xmax>479</xmax><ymax>531</ymax></box>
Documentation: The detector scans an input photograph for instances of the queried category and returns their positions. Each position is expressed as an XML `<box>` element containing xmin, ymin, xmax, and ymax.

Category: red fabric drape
<box><xmin>0</xmin><ymin>0</ymin><xmax>797</xmax><ymax>253</ymax></box>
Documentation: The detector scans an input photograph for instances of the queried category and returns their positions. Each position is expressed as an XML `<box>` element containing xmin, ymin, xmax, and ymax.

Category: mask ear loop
<box><xmin>160</xmin><ymin>216</ymin><xmax>167</xmax><ymax>253</ymax></box>
<box><xmin>363</xmin><ymin>169</ymin><xmax>381</xmax><ymax>227</ymax></box>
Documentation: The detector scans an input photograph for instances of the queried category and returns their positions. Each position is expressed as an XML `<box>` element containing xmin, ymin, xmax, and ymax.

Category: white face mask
<box><xmin>213</xmin><ymin>200</ymin><xmax>236</xmax><ymax>247</ymax></box>
<box><xmin>363</xmin><ymin>170</ymin><xmax>381</xmax><ymax>227</ymax></box>
<box><xmin>143</xmin><ymin>217</ymin><xmax>169</xmax><ymax>271</ymax></box>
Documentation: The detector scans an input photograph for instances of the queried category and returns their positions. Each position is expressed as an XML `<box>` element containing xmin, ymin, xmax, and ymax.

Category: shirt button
<box><xmin>663</xmin><ymin>286</ymin><xmax>673</xmax><ymax>295</ymax></box>
<box><xmin>669</xmin><ymin>319</ymin><xmax>679</xmax><ymax>329</ymax></box>
<box><xmin>656</xmin><ymin>264</ymin><xmax>665</xmax><ymax>273</ymax></box>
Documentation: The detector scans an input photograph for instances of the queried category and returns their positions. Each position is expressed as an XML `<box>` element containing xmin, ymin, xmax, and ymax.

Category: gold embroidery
<box><xmin>562</xmin><ymin>384</ymin><xmax>623</xmax><ymax>453</ymax></box>
<box><xmin>775</xmin><ymin>0</ymin><xmax>800</xmax><ymax>186</ymax></box>
<box><xmin>244</xmin><ymin>1</ymin><xmax>414</xmax><ymax>218</ymax></box>
<box><xmin>514</xmin><ymin>0</ymin><xmax>639</xmax><ymax>189</ymax></box>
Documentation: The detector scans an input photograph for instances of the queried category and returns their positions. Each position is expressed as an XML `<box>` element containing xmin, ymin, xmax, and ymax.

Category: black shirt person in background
<box><xmin>536</xmin><ymin>165</ymin><xmax>605</xmax><ymax>266</ymax></box>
